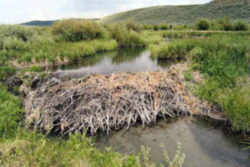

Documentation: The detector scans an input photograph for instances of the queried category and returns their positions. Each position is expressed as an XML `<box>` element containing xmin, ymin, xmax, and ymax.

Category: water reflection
<box><xmin>111</xmin><ymin>49</ymin><xmax>145</xmax><ymax>64</ymax></box>
<box><xmin>53</xmin><ymin>49</ymin><xmax>169</xmax><ymax>80</ymax></box>
<box><xmin>95</xmin><ymin>118</ymin><xmax>250</xmax><ymax>167</ymax></box>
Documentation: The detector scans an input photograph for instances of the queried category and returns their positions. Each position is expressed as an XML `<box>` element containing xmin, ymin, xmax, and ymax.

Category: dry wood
<box><xmin>24</xmin><ymin>71</ymin><xmax>199</xmax><ymax>136</ymax></box>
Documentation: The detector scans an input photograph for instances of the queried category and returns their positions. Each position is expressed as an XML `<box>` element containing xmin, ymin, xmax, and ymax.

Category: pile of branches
<box><xmin>25</xmin><ymin>72</ymin><xmax>192</xmax><ymax>136</ymax></box>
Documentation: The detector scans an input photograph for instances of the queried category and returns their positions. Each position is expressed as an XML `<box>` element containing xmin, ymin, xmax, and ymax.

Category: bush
<box><xmin>223</xmin><ymin>87</ymin><xmax>250</xmax><ymax>131</ymax></box>
<box><xmin>234</xmin><ymin>21</ymin><xmax>248</xmax><ymax>31</ymax></box>
<box><xmin>216</xmin><ymin>18</ymin><xmax>234</xmax><ymax>31</ymax></box>
<box><xmin>0</xmin><ymin>66</ymin><xmax>16</xmax><ymax>81</ymax></box>
<box><xmin>124</xmin><ymin>21</ymin><xmax>143</xmax><ymax>32</ymax></box>
<box><xmin>142</xmin><ymin>24</ymin><xmax>154</xmax><ymax>30</ymax></box>
<box><xmin>0</xmin><ymin>25</ymin><xmax>36</xmax><ymax>42</ymax></box>
<box><xmin>2</xmin><ymin>37</ymin><xmax>28</xmax><ymax>51</ymax></box>
<box><xmin>52</xmin><ymin>19</ymin><xmax>107</xmax><ymax>42</ymax></box>
<box><xmin>151</xmin><ymin>41</ymin><xmax>194</xmax><ymax>60</ymax></box>
<box><xmin>222</xmin><ymin>23</ymin><xmax>234</xmax><ymax>31</ymax></box>
<box><xmin>153</xmin><ymin>25</ymin><xmax>159</xmax><ymax>31</ymax></box>
<box><xmin>196</xmin><ymin>19</ymin><xmax>210</xmax><ymax>30</ymax></box>
<box><xmin>109</xmin><ymin>24</ymin><xmax>146</xmax><ymax>48</ymax></box>
<box><xmin>0</xmin><ymin>84</ymin><xmax>24</xmax><ymax>138</ymax></box>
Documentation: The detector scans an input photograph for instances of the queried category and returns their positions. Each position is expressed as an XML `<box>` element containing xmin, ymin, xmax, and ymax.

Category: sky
<box><xmin>0</xmin><ymin>0</ymin><xmax>212</xmax><ymax>24</ymax></box>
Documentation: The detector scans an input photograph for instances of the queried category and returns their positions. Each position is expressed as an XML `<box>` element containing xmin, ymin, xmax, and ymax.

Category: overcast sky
<box><xmin>0</xmin><ymin>0</ymin><xmax>212</xmax><ymax>24</ymax></box>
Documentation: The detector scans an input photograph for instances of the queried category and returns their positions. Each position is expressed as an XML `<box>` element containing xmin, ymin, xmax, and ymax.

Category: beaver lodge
<box><xmin>24</xmin><ymin>69</ymin><xmax>212</xmax><ymax>136</ymax></box>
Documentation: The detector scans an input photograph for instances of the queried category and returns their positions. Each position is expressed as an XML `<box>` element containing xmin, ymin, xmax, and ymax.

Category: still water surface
<box><xmin>53</xmin><ymin>49</ymin><xmax>249</xmax><ymax>166</ymax></box>
<box><xmin>95</xmin><ymin>118</ymin><xmax>250</xmax><ymax>167</ymax></box>
<box><xmin>53</xmin><ymin>49</ymin><xmax>169</xmax><ymax>79</ymax></box>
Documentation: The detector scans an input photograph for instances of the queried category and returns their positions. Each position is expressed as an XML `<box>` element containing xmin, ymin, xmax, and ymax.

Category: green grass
<box><xmin>52</xmin><ymin>19</ymin><xmax>108</xmax><ymax>42</ymax></box>
<box><xmin>103</xmin><ymin>0</ymin><xmax>250</xmax><ymax>24</ymax></box>
<box><xmin>0</xmin><ymin>22</ymin><xmax>187</xmax><ymax>167</ymax></box>
<box><xmin>0</xmin><ymin>80</ymin><xmax>185</xmax><ymax>167</ymax></box>
<box><xmin>0</xmin><ymin>84</ymin><xmax>24</xmax><ymax>138</ymax></box>
<box><xmin>107</xmin><ymin>24</ymin><xmax>146</xmax><ymax>48</ymax></box>
<box><xmin>150</xmin><ymin>32</ymin><xmax>250</xmax><ymax>132</ymax></box>
<box><xmin>0</xmin><ymin>21</ymin><xmax>149</xmax><ymax>67</ymax></box>
<box><xmin>0</xmin><ymin>130</ymin><xmax>185</xmax><ymax>167</ymax></box>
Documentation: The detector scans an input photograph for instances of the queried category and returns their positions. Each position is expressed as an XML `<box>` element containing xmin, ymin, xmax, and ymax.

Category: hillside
<box><xmin>22</xmin><ymin>20</ymin><xmax>56</xmax><ymax>26</ymax></box>
<box><xmin>22</xmin><ymin>18</ymin><xmax>100</xmax><ymax>26</ymax></box>
<box><xmin>103</xmin><ymin>0</ymin><xmax>250</xmax><ymax>24</ymax></box>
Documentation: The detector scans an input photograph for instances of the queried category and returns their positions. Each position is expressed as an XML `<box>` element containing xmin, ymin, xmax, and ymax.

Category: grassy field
<box><xmin>103</xmin><ymin>0</ymin><xmax>250</xmax><ymax>24</ymax></box>
<box><xmin>150</xmin><ymin>31</ymin><xmax>250</xmax><ymax>132</ymax></box>
<box><xmin>0</xmin><ymin>18</ymin><xmax>250</xmax><ymax>166</ymax></box>
<box><xmin>0</xmin><ymin>20</ymin><xmax>187</xmax><ymax>167</ymax></box>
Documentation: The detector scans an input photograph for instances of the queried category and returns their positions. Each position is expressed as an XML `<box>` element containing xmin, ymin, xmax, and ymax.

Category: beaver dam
<box><xmin>24</xmin><ymin>69</ymin><xmax>210</xmax><ymax>136</ymax></box>
<box><xmin>16</xmin><ymin>49</ymin><xmax>249</xmax><ymax>167</ymax></box>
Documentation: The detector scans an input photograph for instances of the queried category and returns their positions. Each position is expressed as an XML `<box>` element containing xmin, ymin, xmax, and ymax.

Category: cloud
<box><xmin>0</xmin><ymin>0</ymin><xmax>212</xmax><ymax>24</ymax></box>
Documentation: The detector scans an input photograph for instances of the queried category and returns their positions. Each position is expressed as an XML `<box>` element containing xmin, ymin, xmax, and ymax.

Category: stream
<box><xmin>52</xmin><ymin>49</ymin><xmax>250</xmax><ymax>166</ymax></box>
<box><xmin>52</xmin><ymin>49</ymin><xmax>170</xmax><ymax>79</ymax></box>
<box><xmin>95</xmin><ymin>118</ymin><xmax>250</xmax><ymax>167</ymax></box>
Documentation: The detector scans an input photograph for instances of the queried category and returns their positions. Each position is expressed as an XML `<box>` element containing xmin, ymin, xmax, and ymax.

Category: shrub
<box><xmin>234</xmin><ymin>21</ymin><xmax>248</xmax><ymax>31</ymax></box>
<box><xmin>0</xmin><ymin>66</ymin><xmax>16</xmax><ymax>81</ymax></box>
<box><xmin>124</xmin><ymin>21</ymin><xmax>143</xmax><ymax>32</ymax></box>
<box><xmin>110</xmin><ymin>25</ymin><xmax>146</xmax><ymax>48</ymax></box>
<box><xmin>196</xmin><ymin>19</ymin><xmax>210</xmax><ymax>30</ymax></box>
<box><xmin>216</xmin><ymin>18</ymin><xmax>234</xmax><ymax>31</ymax></box>
<box><xmin>153</xmin><ymin>25</ymin><xmax>159</xmax><ymax>31</ymax></box>
<box><xmin>52</xmin><ymin>19</ymin><xmax>107</xmax><ymax>42</ymax></box>
<box><xmin>142</xmin><ymin>24</ymin><xmax>154</xmax><ymax>30</ymax></box>
<box><xmin>223</xmin><ymin>87</ymin><xmax>250</xmax><ymax>131</ymax></box>
<box><xmin>124</xmin><ymin>31</ymin><xmax>146</xmax><ymax>48</ymax></box>
<box><xmin>151</xmin><ymin>41</ymin><xmax>194</xmax><ymax>60</ymax></box>
<box><xmin>222</xmin><ymin>22</ymin><xmax>234</xmax><ymax>31</ymax></box>
<box><xmin>2</xmin><ymin>37</ymin><xmax>28</xmax><ymax>51</ymax></box>
<box><xmin>0</xmin><ymin>25</ymin><xmax>37</xmax><ymax>42</ymax></box>
<box><xmin>0</xmin><ymin>84</ymin><xmax>24</xmax><ymax>138</ymax></box>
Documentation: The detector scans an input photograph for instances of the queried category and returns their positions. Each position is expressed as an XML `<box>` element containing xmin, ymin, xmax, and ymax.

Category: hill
<box><xmin>103</xmin><ymin>0</ymin><xmax>250</xmax><ymax>24</ymax></box>
<box><xmin>22</xmin><ymin>20</ymin><xmax>56</xmax><ymax>26</ymax></box>
<box><xmin>22</xmin><ymin>18</ymin><xmax>100</xmax><ymax>26</ymax></box>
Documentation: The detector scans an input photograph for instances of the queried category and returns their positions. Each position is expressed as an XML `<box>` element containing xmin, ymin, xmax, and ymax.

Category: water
<box><xmin>95</xmin><ymin>118</ymin><xmax>250</xmax><ymax>167</ymax></box>
<box><xmin>53</xmin><ymin>49</ymin><xmax>170</xmax><ymax>79</ymax></box>
<box><xmin>52</xmin><ymin>49</ymin><xmax>250</xmax><ymax>166</ymax></box>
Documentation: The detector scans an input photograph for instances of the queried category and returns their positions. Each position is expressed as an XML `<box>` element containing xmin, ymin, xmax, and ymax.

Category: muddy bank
<box><xmin>23</xmin><ymin>68</ymin><xmax>213</xmax><ymax>136</ymax></box>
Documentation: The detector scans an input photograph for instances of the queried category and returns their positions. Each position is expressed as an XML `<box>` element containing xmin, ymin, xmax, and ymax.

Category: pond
<box><xmin>53</xmin><ymin>49</ymin><xmax>170</xmax><ymax>79</ymax></box>
<box><xmin>95</xmin><ymin>118</ymin><xmax>250</xmax><ymax>167</ymax></box>
<box><xmin>51</xmin><ymin>49</ymin><xmax>250</xmax><ymax>166</ymax></box>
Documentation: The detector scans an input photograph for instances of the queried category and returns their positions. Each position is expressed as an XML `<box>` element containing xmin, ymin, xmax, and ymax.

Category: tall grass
<box><xmin>108</xmin><ymin>24</ymin><xmax>146</xmax><ymax>48</ymax></box>
<box><xmin>151</xmin><ymin>33</ymin><xmax>250</xmax><ymax>132</ymax></box>
<box><xmin>0</xmin><ymin>21</ymin><xmax>149</xmax><ymax>67</ymax></box>
<box><xmin>52</xmin><ymin>19</ymin><xmax>108</xmax><ymax>42</ymax></box>
<box><xmin>0</xmin><ymin>84</ymin><xmax>23</xmax><ymax>138</ymax></box>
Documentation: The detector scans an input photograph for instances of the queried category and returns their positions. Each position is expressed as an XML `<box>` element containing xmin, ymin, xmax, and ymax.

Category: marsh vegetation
<box><xmin>0</xmin><ymin>18</ymin><xmax>250</xmax><ymax>167</ymax></box>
